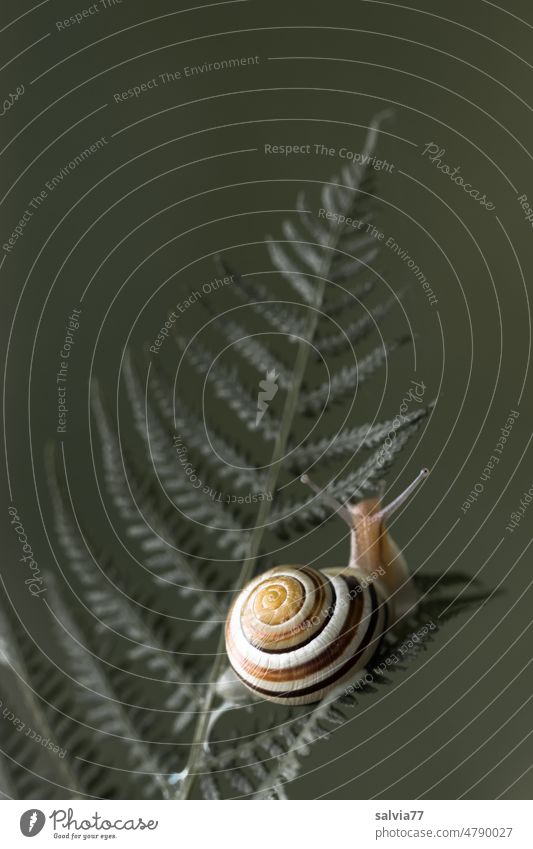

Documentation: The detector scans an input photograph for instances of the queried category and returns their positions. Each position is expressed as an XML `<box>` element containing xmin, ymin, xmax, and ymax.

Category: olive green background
<box><xmin>1</xmin><ymin>0</ymin><xmax>532</xmax><ymax>799</ymax></box>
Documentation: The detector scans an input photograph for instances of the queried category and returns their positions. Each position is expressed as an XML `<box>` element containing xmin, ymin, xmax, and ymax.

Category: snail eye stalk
<box><xmin>300</xmin><ymin>467</ymin><xmax>429</xmax><ymax>525</ymax></box>
<box><xmin>375</xmin><ymin>468</ymin><xmax>430</xmax><ymax>523</ymax></box>
<box><xmin>300</xmin><ymin>474</ymin><xmax>353</xmax><ymax>525</ymax></box>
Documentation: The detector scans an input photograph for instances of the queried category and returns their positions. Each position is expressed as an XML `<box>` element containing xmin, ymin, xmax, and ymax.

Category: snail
<box><xmin>223</xmin><ymin>468</ymin><xmax>429</xmax><ymax>706</ymax></box>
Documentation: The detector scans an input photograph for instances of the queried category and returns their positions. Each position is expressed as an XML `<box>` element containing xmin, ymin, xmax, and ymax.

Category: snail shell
<box><xmin>225</xmin><ymin>564</ymin><xmax>387</xmax><ymax>705</ymax></box>
<box><xmin>224</xmin><ymin>468</ymin><xmax>429</xmax><ymax>706</ymax></box>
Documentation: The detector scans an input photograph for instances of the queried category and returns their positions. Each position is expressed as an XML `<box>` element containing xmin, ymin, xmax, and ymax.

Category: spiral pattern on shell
<box><xmin>225</xmin><ymin>565</ymin><xmax>387</xmax><ymax>705</ymax></box>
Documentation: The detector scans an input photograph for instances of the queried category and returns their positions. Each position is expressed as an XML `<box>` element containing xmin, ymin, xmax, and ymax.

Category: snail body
<box><xmin>225</xmin><ymin>468</ymin><xmax>429</xmax><ymax>705</ymax></box>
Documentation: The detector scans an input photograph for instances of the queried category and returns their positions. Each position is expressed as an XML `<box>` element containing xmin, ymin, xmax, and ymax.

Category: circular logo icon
<box><xmin>20</xmin><ymin>809</ymin><xmax>46</xmax><ymax>837</ymax></box>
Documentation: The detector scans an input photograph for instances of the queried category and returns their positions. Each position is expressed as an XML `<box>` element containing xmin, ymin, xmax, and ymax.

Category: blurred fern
<box><xmin>0</xmin><ymin>114</ymin><xmax>483</xmax><ymax>800</ymax></box>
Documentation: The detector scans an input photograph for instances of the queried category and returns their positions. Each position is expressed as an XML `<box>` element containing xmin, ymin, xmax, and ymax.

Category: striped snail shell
<box><xmin>225</xmin><ymin>468</ymin><xmax>429</xmax><ymax>705</ymax></box>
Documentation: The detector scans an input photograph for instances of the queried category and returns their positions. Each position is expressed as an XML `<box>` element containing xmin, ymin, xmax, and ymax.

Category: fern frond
<box><xmin>119</xmin><ymin>358</ymin><xmax>246</xmax><ymax>548</ymax></box>
<box><xmin>249</xmin><ymin>298</ymin><xmax>308</xmax><ymax>340</ymax></box>
<box><xmin>202</xmin><ymin>701</ymin><xmax>343</xmax><ymax>799</ymax></box>
<box><xmin>0</xmin><ymin>594</ymin><xmax>84</xmax><ymax>798</ymax></box>
<box><xmin>44</xmin><ymin>581</ymin><xmax>177</xmax><ymax>798</ymax></box>
<box><xmin>96</xmin><ymin>372</ymin><xmax>242</xmax><ymax>550</ymax></box>
<box><xmin>266</xmin><ymin>240</ymin><xmax>321</xmax><ymax>305</ymax></box>
<box><xmin>314</xmin><ymin>291</ymin><xmax>406</xmax><ymax>357</ymax></box>
<box><xmin>322</xmin><ymin>276</ymin><xmax>377</xmax><ymax>317</ymax></box>
<box><xmin>328</xmin><ymin>243</ymin><xmax>380</xmax><ymax>283</ymax></box>
<box><xmin>47</xmin><ymin>455</ymin><xmax>209</xmax><ymax>731</ymax></box>
<box><xmin>273</xmin><ymin>417</ymin><xmax>428</xmax><ymax>533</ymax></box>
<box><xmin>122</xmin><ymin>444</ymin><xmax>239</xmax><ymax>619</ymax></box>
<box><xmin>211</xmin><ymin>318</ymin><xmax>291</xmax><ymax>389</ymax></box>
<box><xmin>146</xmin><ymin>360</ymin><xmax>265</xmax><ymax>491</ymax></box>
<box><xmin>181</xmin><ymin>342</ymin><xmax>280</xmax><ymax>440</ymax></box>
<box><xmin>199</xmin><ymin>773</ymin><xmax>221</xmax><ymax>799</ymax></box>
<box><xmin>299</xmin><ymin>337</ymin><xmax>409</xmax><ymax>416</ymax></box>
<box><xmin>265</xmin><ymin>117</ymin><xmax>386</xmax><ymax>314</ymax></box>
<box><xmin>281</xmin><ymin>219</ymin><xmax>327</xmax><ymax>264</ymax></box>
<box><xmin>248</xmin><ymin>573</ymin><xmax>488</xmax><ymax>799</ymax></box>
<box><xmin>217</xmin><ymin>256</ymin><xmax>309</xmax><ymax>339</ymax></box>
<box><xmin>252</xmin><ymin>695</ymin><xmax>348</xmax><ymax>799</ymax></box>
<box><xmin>292</xmin><ymin>191</ymin><xmax>329</xmax><ymax>242</ymax></box>
<box><xmin>290</xmin><ymin>405</ymin><xmax>432</xmax><ymax>470</ymax></box>
<box><xmin>90</xmin><ymin>390</ymin><xmax>227</xmax><ymax>630</ymax></box>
